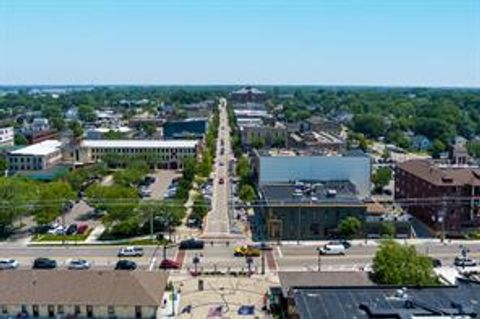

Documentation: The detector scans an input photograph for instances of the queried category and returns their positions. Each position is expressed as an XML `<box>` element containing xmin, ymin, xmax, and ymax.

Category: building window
<box><xmin>57</xmin><ymin>305</ymin><xmax>64</xmax><ymax>314</ymax></box>
<box><xmin>21</xmin><ymin>305</ymin><xmax>27</xmax><ymax>314</ymax></box>
<box><xmin>74</xmin><ymin>305</ymin><xmax>81</xmax><ymax>315</ymax></box>
<box><xmin>1</xmin><ymin>305</ymin><xmax>7</xmax><ymax>314</ymax></box>
<box><xmin>135</xmin><ymin>306</ymin><xmax>142</xmax><ymax>319</ymax></box>
<box><xmin>32</xmin><ymin>305</ymin><xmax>39</xmax><ymax>317</ymax></box>
<box><xmin>48</xmin><ymin>305</ymin><xmax>55</xmax><ymax>317</ymax></box>
<box><xmin>108</xmin><ymin>305</ymin><xmax>115</xmax><ymax>315</ymax></box>
<box><xmin>86</xmin><ymin>305</ymin><xmax>93</xmax><ymax>318</ymax></box>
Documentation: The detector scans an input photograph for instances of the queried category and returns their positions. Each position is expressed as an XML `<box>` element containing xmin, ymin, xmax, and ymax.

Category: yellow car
<box><xmin>233</xmin><ymin>245</ymin><xmax>261</xmax><ymax>257</ymax></box>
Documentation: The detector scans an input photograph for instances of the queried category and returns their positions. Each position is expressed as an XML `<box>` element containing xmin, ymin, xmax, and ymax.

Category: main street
<box><xmin>203</xmin><ymin>98</ymin><xmax>236</xmax><ymax>237</ymax></box>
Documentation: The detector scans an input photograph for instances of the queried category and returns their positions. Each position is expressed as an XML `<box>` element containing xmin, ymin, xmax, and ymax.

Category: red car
<box><xmin>159</xmin><ymin>259</ymin><xmax>180</xmax><ymax>270</ymax></box>
<box><xmin>76</xmin><ymin>224</ymin><xmax>88</xmax><ymax>235</ymax></box>
<box><xmin>219</xmin><ymin>178</ymin><xmax>224</xmax><ymax>184</ymax></box>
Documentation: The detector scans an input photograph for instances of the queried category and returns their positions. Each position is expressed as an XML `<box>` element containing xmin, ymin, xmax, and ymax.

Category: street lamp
<box><xmin>192</xmin><ymin>254</ymin><xmax>200</xmax><ymax>274</ymax></box>
<box><xmin>316</xmin><ymin>247</ymin><xmax>322</xmax><ymax>272</ymax></box>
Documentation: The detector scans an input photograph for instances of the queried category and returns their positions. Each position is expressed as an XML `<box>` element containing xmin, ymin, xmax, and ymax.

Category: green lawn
<box><xmin>32</xmin><ymin>229</ymin><xmax>92</xmax><ymax>242</ymax></box>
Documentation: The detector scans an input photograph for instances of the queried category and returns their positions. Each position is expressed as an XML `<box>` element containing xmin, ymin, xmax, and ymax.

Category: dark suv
<box><xmin>33</xmin><ymin>258</ymin><xmax>57</xmax><ymax>269</ymax></box>
<box><xmin>115</xmin><ymin>260</ymin><xmax>137</xmax><ymax>270</ymax></box>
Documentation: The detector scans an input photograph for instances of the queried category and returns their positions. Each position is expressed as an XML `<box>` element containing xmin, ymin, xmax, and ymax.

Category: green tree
<box><xmin>0</xmin><ymin>156</ymin><xmax>6</xmax><ymax>172</ymax></box>
<box><xmin>34</xmin><ymin>181</ymin><xmax>75</xmax><ymax>225</ymax></box>
<box><xmin>198</xmin><ymin>151</ymin><xmax>213</xmax><ymax>177</ymax></box>
<box><xmin>251</xmin><ymin>136</ymin><xmax>265</xmax><ymax>149</ymax></box>
<box><xmin>85</xmin><ymin>184</ymin><xmax>138</xmax><ymax>223</ymax></box>
<box><xmin>113</xmin><ymin>161</ymin><xmax>149</xmax><ymax>186</ymax></box>
<box><xmin>239</xmin><ymin>184</ymin><xmax>255</xmax><ymax>202</ymax></box>
<box><xmin>0</xmin><ymin>177</ymin><xmax>38</xmax><ymax>236</ymax></box>
<box><xmin>182</xmin><ymin>157</ymin><xmax>197</xmax><ymax>182</ymax></box>
<box><xmin>51</xmin><ymin>117</ymin><xmax>66</xmax><ymax>131</ymax></box>
<box><xmin>69</xmin><ymin>120</ymin><xmax>84</xmax><ymax>140</ymax></box>
<box><xmin>338</xmin><ymin>216</ymin><xmax>362</xmax><ymax>239</ymax></box>
<box><xmin>380</xmin><ymin>221</ymin><xmax>396</xmax><ymax>238</ymax></box>
<box><xmin>352</xmin><ymin>114</ymin><xmax>386</xmax><ymax>138</ymax></box>
<box><xmin>372</xmin><ymin>167</ymin><xmax>392</xmax><ymax>192</ymax></box>
<box><xmin>78</xmin><ymin>104</ymin><xmax>97</xmax><ymax>122</ymax></box>
<box><xmin>467</xmin><ymin>141</ymin><xmax>480</xmax><ymax>158</ymax></box>
<box><xmin>191</xmin><ymin>194</ymin><xmax>209</xmax><ymax>220</ymax></box>
<box><xmin>430</xmin><ymin>139</ymin><xmax>446</xmax><ymax>159</ymax></box>
<box><xmin>14</xmin><ymin>134</ymin><xmax>28</xmax><ymax>145</ymax></box>
<box><xmin>140</xmin><ymin>122</ymin><xmax>157</xmax><ymax>137</ymax></box>
<box><xmin>372</xmin><ymin>240</ymin><xmax>437</xmax><ymax>285</ymax></box>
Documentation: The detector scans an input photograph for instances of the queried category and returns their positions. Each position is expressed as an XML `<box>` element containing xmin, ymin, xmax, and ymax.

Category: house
<box><xmin>0</xmin><ymin>270</ymin><xmax>169</xmax><ymax>319</ymax></box>
<box><xmin>230</xmin><ymin>87</ymin><xmax>267</xmax><ymax>103</ymax></box>
<box><xmin>410</xmin><ymin>135</ymin><xmax>432</xmax><ymax>151</ymax></box>
<box><xmin>0</xmin><ymin>126</ymin><xmax>14</xmax><ymax>147</ymax></box>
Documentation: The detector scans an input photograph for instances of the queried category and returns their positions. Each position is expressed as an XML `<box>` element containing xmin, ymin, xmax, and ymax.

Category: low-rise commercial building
<box><xmin>395</xmin><ymin>159</ymin><xmax>480</xmax><ymax>234</ymax></box>
<box><xmin>163</xmin><ymin>118</ymin><xmax>208</xmax><ymax>140</ymax></box>
<box><xmin>288</xmin><ymin>131</ymin><xmax>345</xmax><ymax>153</ymax></box>
<box><xmin>253</xmin><ymin>149</ymin><xmax>371</xmax><ymax>198</ymax></box>
<box><xmin>78</xmin><ymin>139</ymin><xmax>199</xmax><ymax>169</ymax></box>
<box><xmin>0</xmin><ymin>270</ymin><xmax>168</xmax><ymax>319</ymax></box>
<box><xmin>0</xmin><ymin>126</ymin><xmax>14</xmax><ymax>147</ymax></box>
<box><xmin>7</xmin><ymin>139</ymin><xmax>63</xmax><ymax>172</ymax></box>
<box><xmin>239</xmin><ymin>121</ymin><xmax>287</xmax><ymax>148</ymax></box>
<box><xmin>257</xmin><ymin>180</ymin><xmax>367</xmax><ymax>240</ymax></box>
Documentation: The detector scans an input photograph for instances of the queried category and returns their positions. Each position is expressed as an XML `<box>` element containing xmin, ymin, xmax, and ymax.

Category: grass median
<box><xmin>32</xmin><ymin>229</ymin><xmax>92</xmax><ymax>242</ymax></box>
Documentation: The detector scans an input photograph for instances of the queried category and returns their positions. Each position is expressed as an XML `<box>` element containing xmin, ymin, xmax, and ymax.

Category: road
<box><xmin>203</xmin><ymin>98</ymin><xmax>235</xmax><ymax>237</ymax></box>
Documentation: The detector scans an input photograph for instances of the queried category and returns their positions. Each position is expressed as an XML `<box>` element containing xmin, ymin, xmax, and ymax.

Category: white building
<box><xmin>7</xmin><ymin>140</ymin><xmax>63</xmax><ymax>172</ymax></box>
<box><xmin>78</xmin><ymin>139</ymin><xmax>199</xmax><ymax>169</ymax></box>
<box><xmin>253</xmin><ymin>149</ymin><xmax>372</xmax><ymax>198</ymax></box>
<box><xmin>0</xmin><ymin>126</ymin><xmax>14</xmax><ymax>147</ymax></box>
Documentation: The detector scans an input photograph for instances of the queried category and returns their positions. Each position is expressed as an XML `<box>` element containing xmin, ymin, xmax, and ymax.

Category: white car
<box><xmin>48</xmin><ymin>226</ymin><xmax>65</xmax><ymax>235</ymax></box>
<box><xmin>318</xmin><ymin>244</ymin><xmax>346</xmax><ymax>256</ymax></box>
<box><xmin>68</xmin><ymin>259</ymin><xmax>90</xmax><ymax>270</ymax></box>
<box><xmin>118</xmin><ymin>247</ymin><xmax>144</xmax><ymax>257</ymax></box>
<box><xmin>0</xmin><ymin>259</ymin><xmax>19</xmax><ymax>269</ymax></box>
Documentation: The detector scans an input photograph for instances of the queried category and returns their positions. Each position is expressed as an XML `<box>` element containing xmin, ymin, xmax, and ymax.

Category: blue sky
<box><xmin>0</xmin><ymin>0</ymin><xmax>479</xmax><ymax>87</ymax></box>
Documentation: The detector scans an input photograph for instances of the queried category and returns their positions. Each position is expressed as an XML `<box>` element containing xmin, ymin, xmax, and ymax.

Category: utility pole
<box><xmin>149</xmin><ymin>210</ymin><xmax>154</xmax><ymax>243</ymax></box>
<box><xmin>261</xmin><ymin>249</ymin><xmax>265</xmax><ymax>275</ymax></box>
<box><xmin>297</xmin><ymin>206</ymin><xmax>301</xmax><ymax>245</ymax></box>
<box><xmin>439</xmin><ymin>196</ymin><xmax>447</xmax><ymax>244</ymax></box>
<box><xmin>317</xmin><ymin>249</ymin><xmax>321</xmax><ymax>272</ymax></box>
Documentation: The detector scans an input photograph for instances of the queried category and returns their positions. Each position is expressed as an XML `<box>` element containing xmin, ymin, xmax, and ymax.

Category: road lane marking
<box><xmin>276</xmin><ymin>246</ymin><xmax>283</xmax><ymax>258</ymax></box>
<box><xmin>149</xmin><ymin>257</ymin><xmax>157</xmax><ymax>271</ymax></box>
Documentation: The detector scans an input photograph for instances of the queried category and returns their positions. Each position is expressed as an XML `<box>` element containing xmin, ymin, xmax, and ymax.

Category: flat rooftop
<box><xmin>81</xmin><ymin>139</ymin><xmax>198</xmax><ymax>149</ymax></box>
<box><xmin>260</xmin><ymin>180</ymin><xmax>362</xmax><ymax>206</ymax></box>
<box><xmin>293</xmin><ymin>279</ymin><xmax>480</xmax><ymax>319</ymax></box>
<box><xmin>10</xmin><ymin>139</ymin><xmax>62</xmax><ymax>156</ymax></box>
<box><xmin>257</xmin><ymin>148</ymin><xmax>366</xmax><ymax>157</ymax></box>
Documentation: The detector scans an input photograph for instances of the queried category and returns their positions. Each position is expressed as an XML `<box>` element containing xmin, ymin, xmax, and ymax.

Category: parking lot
<box><xmin>146</xmin><ymin>170</ymin><xmax>180</xmax><ymax>200</ymax></box>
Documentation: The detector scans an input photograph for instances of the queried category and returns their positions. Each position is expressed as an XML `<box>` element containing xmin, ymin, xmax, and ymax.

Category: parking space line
<box><xmin>276</xmin><ymin>246</ymin><xmax>283</xmax><ymax>258</ymax></box>
<box><xmin>149</xmin><ymin>257</ymin><xmax>157</xmax><ymax>271</ymax></box>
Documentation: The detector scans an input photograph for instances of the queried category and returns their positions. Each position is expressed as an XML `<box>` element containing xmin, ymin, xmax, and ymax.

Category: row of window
<box><xmin>1</xmin><ymin>304</ymin><xmax>143</xmax><ymax>318</ymax></box>
<box><xmin>9</xmin><ymin>165</ymin><xmax>43</xmax><ymax>171</ymax></box>
<box><xmin>90</xmin><ymin>147</ymin><xmax>195</xmax><ymax>154</ymax></box>
<box><xmin>9</xmin><ymin>156</ymin><xmax>43</xmax><ymax>164</ymax></box>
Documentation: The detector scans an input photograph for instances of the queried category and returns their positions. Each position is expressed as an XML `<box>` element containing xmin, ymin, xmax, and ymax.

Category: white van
<box><xmin>318</xmin><ymin>244</ymin><xmax>346</xmax><ymax>255</ymax></box>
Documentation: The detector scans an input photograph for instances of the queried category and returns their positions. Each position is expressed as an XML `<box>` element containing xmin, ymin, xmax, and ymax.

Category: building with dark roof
<box><xmin>0</xmin><ymin>270</ymin><xmax>169</xmax><ymax>319</ymax></box>
<box><xmin>256</xmin><ymin>180</ymin><xmax>367</xmax><ymax>240</ymax></box>
<box><xmin>395</xmin><ymin>159</ymin><xmax>480</xmax><ymax>235</ymax></box>
<box><xmin>291</xmin><ymin>279</ymin><xmax>480</xmax><ymax>319</ymax></box>
<box><xmin>230</xmin><ymin>86</ymin><xmax>267</xmax><ymax>103</ymax></box>
<box><xmin>162</xmin><ymin>118</ymin><xmax>208</xmax><ymax>140</ymax></box>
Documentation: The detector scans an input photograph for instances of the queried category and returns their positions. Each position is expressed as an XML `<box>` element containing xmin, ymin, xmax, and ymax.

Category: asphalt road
<box><xmin>204</xmin><ymin>98</ymin><xmax>233</xmax><ymax>236</ymax></box>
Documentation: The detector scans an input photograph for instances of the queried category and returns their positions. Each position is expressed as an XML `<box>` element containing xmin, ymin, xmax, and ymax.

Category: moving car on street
<box><xmin>454</xmin><ymin>256</ymin><xmax>477</xmax><ymax>267</ymax></box>
<box><xmin>179</xmin><ymin>238</ymin><xmax>205</xmax><ymax>250</ymax></box>
<box><xmin>68</xmin><ymin>259</ymin><xmax>91</xmax><ymax>270</ymax></box>
<box><xmin>233</xmin><ymin>245</ymin><xmax>261</xmax><ymax>257</ymax></box>
<box><xmin>115</xmin><ymin>260</ymin><xmax>137</xmax><ymax>270</ymax></box>
<box><xmin>318</xmin><ymin>244</ymin><xmax>346</xmax><ymax>255</ymax></box>
<box><xmin>0</xmin><ymin>259</ymin><xmax>19</xmax><ymax>270</ymax></box>
<box><xmin>33</xmin><ymin>258</ymin><xmax>57</xmax><ymax>269</ymax></box>
<box><xmin>118</xmin><ymin>246</ymin><xmax>144</xmax><ymax>257</ymax></box>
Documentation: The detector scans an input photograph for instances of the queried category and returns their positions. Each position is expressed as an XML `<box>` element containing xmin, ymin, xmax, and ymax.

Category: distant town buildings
<box><xmin>230</xmin><ymin>86</ymin><xmax>267</xmax><ymax>104</ymax></box>
<box><xmin>0</xmin><ymin>126</ymin><xmax>14</xmax><ymax>147</ymax></box>
<box><xmin>239</xmin><ymin>121</ymin><xmax>288</xmax><ymax>148</ymax></box>
<box><xmin>85</xmin><ymin>126</ymin><xmax>133</xmax><ymax>140</ymax></box>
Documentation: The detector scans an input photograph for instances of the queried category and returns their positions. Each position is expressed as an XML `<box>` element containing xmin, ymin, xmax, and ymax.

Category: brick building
<box><xmin>395</xmin><ymin>159</ymin><xmax>480</xmax><ymax>234</ymax></box>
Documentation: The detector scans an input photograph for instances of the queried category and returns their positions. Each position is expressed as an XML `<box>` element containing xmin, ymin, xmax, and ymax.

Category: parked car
<box><xmin>179</xmin><ymin>238</ymin><xmax>205</xmax><ymax>250</ymax></box>
<box><xmin>318</xmin><ymin>244</ymin><xmax>346</xmax><ymax>256</ymax></box>
<box><xmin>144</xmin><ymin>175</ymin><xmax>156</xmax><ymax>184</ymax></box>
<box><xmin>76</xmin><ymin>224</ymin><xmax>89</xmax><ymax>235</ymax></box>
<box><xmin>48</xmin><ymin>225</ymin><xmax>66</xmax><ymax>235</ymax></box>
<box><xmin>118</xmin><ymin>247</ymin><xmax>144</xmax><ymax>257</ymax></box>
<box><xmin>33</xmin><ymin>258</ymin><xmax>57</xmax><ymax>269</ymax></box>
<box><xmin>233</xmin><ymin>245</ymin><xmax>261</xmax><ymax>257</ymax></box>
<box><xmin>115</xmin><ymin>260</ymin><xmax>137</xmax><ymax>270</ymax></box>
<box><xmin>68</xmin><ymin>259</ymin><xmax>90</xmax><ymax>270</ymax></box>
<box><xmin>159</xmin><ymin>259</ymin><xmax>181</xmax><ymax>269</ymax></box>
<box><xmin>66</xmin><ymin>224</ymin><xmax>78</xmax><ymax>235</ymax></box>
<box><xmin>139</xmin><ymin>187</ymin><xmax>152</xmax><ymax>198</ymax></box>
<box><xmin>0</xmin><ymin>259</ymin><xmax>19</xmax><ymax>270</ymax></box>
<box><xmin>219</xmin><ymin>177</ymin><xmax>224</xmax><ymax>184</ymax></box>
<box><xmin>454</xmin><ymin>256</ymin><xmax>477</xmax><ymax>267</ymax></box>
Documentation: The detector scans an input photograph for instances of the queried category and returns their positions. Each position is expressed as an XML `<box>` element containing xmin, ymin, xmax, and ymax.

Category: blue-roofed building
<box><xmin>163</xmin><ymin>118</ymin><xmax>208</xmax><ymax>140</ymax></box>
<box><xmin>411</xmin><ymin>135</ymin><xmax>432</xmax><ymax>151</ymax></box>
